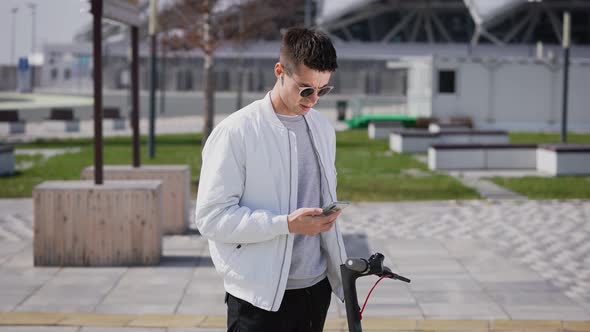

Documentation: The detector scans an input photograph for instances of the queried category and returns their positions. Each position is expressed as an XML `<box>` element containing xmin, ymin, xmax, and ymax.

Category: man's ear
<box><xmin>274</xmin><ymin>62</ymin><xmax>283</xmax><ymax>78</ymax></box>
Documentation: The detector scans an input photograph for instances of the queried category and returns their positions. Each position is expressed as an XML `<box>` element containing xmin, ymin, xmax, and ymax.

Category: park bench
<box><xmin>103</xmin><ymin>107</ymin><xmax>126</xmax><ymax>130</ymax></box>
<box><xmin>537</xmin><ymin>144</ymin><xmax>590</xmax><ymax>175</ymax></box>
<box><xmin>0</xmin><ymin>110</ymin><xmax>26</xmax><ymax>135</ymax></box>
<box><xmin>0</xmin><ymin>144</ymin><xmax>15</xmax><ymax>176</ymax></box>
<box><xmin>428</xmin><ymin>143</ymin><xmax>538</xmax><ymax>170</ymax></box>
<box><xmin>428</xmin><ymin>116</ymin><xmax>473</xmax><ymax>133</ymax></box>
<box><xmin>368</xmin><ymin>120</ymin><xmax>403</xmax><ymax>140</ymax></box>
<box><xmin>45</xmin><ymin>108</ymin><xmax>80</xmax><ymax>132</ymax></box>
<box><xmin>415</xmin><ymin>117</ymin><xmax>437</xmax><ymax>129</ymax></box>
<box><xmin>390</xmin><ymin>129</ymin><xmax>509</xmax><ymax>153</ymax></box>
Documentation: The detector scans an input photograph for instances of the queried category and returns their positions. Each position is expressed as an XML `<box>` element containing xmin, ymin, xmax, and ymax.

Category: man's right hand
<box><xmin>287</xmin><ymin>208</ymin><xmax>342</xmax><ymax>236</ymax></box>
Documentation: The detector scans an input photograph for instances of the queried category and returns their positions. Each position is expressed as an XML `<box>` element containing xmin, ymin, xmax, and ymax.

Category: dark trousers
<box><xmin>226</xmin><ymin>277</ymin><xmax>332</xmax><ymax>332</ymax></box>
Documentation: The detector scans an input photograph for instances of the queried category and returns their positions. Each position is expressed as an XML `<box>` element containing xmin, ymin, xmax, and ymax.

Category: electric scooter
<box><xmin>340</xmin><ymin>253</ymin><xmax>411</xmax><ymax>332</ymax></box>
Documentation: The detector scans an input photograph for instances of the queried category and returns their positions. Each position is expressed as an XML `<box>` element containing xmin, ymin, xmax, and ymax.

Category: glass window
<box><xmin>438</xmin><ymin>70</ymin><xmax>456</xmax><ymax>94</ymax></box>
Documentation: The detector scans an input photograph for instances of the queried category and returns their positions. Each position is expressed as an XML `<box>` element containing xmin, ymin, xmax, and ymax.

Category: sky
<box><xmin>0</xmin><ymin>0</ymin><xmax>92</xmax><ymax>65</ymax></box>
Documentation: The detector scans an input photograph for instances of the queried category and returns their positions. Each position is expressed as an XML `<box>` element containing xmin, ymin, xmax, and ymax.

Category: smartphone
<box><xmin>321</xmin><ymin>201</ymin><xmax>350</xmax><ymax>216</ymax></box>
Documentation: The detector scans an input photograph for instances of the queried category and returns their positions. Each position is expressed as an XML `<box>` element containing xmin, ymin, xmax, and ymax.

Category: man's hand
<box><xmin>287</xmin><ymin>208</ymin><xmax>342</xmax><ymax>236</ymax></box>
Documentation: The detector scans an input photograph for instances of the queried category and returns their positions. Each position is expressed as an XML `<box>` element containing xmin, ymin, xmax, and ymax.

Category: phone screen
<box><xmin>321</xmin><ymin>201</ymin><xmax>350</xmax><ymax>216</ymax></box>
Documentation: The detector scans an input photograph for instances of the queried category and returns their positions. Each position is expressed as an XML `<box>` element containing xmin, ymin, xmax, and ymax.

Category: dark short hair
<box><xmin>280</xmin><ymin>27</ymin><xmax>338</xmax><ymax>74</ymax></box>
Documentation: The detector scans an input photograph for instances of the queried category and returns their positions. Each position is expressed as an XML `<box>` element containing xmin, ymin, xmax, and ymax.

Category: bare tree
<box><xmin>159</xmin><ymin>0</ymin><xmax>304</xmax><ymax>143</ymax></box>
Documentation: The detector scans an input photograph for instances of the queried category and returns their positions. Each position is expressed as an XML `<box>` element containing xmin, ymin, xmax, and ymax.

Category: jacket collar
<box><xmin>262</xmin><ymin>91</ymin><xmax>314</xmax><ymax>131</ymax></box>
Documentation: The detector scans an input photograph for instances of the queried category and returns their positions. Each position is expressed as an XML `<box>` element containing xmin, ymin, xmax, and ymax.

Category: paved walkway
<box><xmin>0</xmin><ymin>199</ymin><xmax>589</xmax><ymax>331</ymax></box>
<box><xmin>0</xmin><ymin>109</ymin><xmax>348</xmax><ymax>143</ymax></box>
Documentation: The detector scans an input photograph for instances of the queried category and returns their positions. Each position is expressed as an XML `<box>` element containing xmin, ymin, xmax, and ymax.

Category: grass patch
<box><xmin>509</xmin><ymin>132</ymin><xmax>590</xmax><ymax>144</ymax></box>
<box><xmin>0</xmin><ymin>134</ymin><xmax>203</xmax><ymax>198</ymax></box>
<box><xmin>486</xmin><ymin>131</ymin><xmax>590</xmax><ymax>199</ymax></box>
<box><xmin>1</xmin><ymin>130</ymin><xmax>479</xmax><ymax>201</ymax></box>
<box><xmin>335</xmin><ymin>130</ymin><xmax>479</xmax><ymax>201</ymax></box>
<box><xmin>490</xmin><ymin>176</ymin><xmax>590</xmax><ymax>199</ymax></box>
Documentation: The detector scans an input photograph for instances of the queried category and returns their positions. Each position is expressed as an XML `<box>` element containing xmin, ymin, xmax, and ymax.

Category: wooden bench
<box><xmin>103</xmin><ymin>107</ymin><xmax>126</xmax><ymax>130</ymax></box>
<box><xmin>415</xmin><ymin>117</ymin><xmax>437</xmax><ymax>129</ymax></box>
<box><xmin>537</xmin><ymin>144</ymin><xmax>590</xmax><ymax>175</ymax></box>
<box><xmin>45</xmin><ymin>108</ymin><xmax>80</xmax><ymax>132</ymax></box>
<box><xmin>428</xmin><ymin>123</ymin><xmax>472</xmax><ymax>133</ymax></box>
<box><xmin>449</xmin><ymin>116</ymin><xmax>474</xmax><ymax>128</ymax></box>
<box><xmin>0</xmin><ymin>144</ymin><xmax>15</xmax><ymax>176</ymax></box>
<box><xmin>390</xmin><ymin>129</ymin><xmax>509</xmax><ymax>153</ymax></box>
<box><xmin>368</xmin><ymin>121</ymin><xmax>403</xmax><ymax>140</ymax></box>
<box><xmin>428</xmin><ymin>143</ymin><xmax>538</xmax><ymax>170</ymax></box>
<box><xmin>0</xmin><ymin>110</ymin><xmax>26</xmax><ymax>135</ymax></box>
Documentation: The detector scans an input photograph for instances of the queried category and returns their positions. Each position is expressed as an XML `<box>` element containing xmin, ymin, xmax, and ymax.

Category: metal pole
<box><xmin>27</xmin><ymin>3</ymin><xmax>36</xmax><ymax>92</ymax></box>
<box><xmin>148</xmin><ymin>0</ymin><xmax>158</xmax><ymax>159</ymax></box>
<box><xmin>10</xmin><ymin>7</ymin><xmax>18</xmax><ymax>65</ymax></box>
<box><xmin>131</xmin><ymin>26</ymin><xmax>140</xmax><ymax>167</ymax></box>
<box><xmin>560</xmin><ymin>12</ymin><xmax>570</xmax><ymax>144</ymax></box>
<box><xmin>149</xmin><ymin>35</ymin><xmax>157</xmax><ymax>158</ymax></box>
<box><xmin>92</xmin><ymin>0</ymin><xmax>103</xmax><ymax>185</ymax></box>
<box><xmin>159</xmin><ymin>35</ymin><xmax>167</xmax><ymax>115</ymax></box>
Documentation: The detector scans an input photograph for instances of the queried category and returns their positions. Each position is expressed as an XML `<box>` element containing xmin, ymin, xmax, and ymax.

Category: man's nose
<box><xmin>308</xmin><ymin>91</ymin><xmax>320</xmax><ymax>104</ymax></box>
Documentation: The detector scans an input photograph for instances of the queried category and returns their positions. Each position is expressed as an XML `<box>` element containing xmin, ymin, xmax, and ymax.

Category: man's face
<box><xmin>276</xmin><ymin>63</ymin><xmax>332</xmax><ymax>116</ymax></box>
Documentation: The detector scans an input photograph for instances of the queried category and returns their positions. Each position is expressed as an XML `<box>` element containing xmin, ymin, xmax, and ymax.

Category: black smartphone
<box><xmin>321</xmin><ymin>201</ymin><xmax>350</xmax><ymax>216</ymax></box>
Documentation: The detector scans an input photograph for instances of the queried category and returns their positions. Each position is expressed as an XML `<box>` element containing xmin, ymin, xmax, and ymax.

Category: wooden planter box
<box><xmin>81</xmin><ymin>165</ymin><xmax>191</xmax><ymax>234</ymax></box>
<box><xmin>33</xmin><ymin>180</ymin><xmax>163</xmax><ymax>266</ymax></box>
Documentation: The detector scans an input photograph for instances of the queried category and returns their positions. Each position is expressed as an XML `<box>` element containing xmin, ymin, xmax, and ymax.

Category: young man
<box><xmin>195</xmin><ymin>27</ymin><xmax>347</xmax><ymax>332</ymax></box>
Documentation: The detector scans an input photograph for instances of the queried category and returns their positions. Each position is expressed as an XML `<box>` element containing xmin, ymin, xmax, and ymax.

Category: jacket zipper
<box><xmin>304</xmin><ymin>117</ymin><xmax>346</xmax><ymax>265</ymax></box>
<box><xmin>271</xmin><ymin>129</ymin><xmax>292</xmax><ymax>310</ymax></box>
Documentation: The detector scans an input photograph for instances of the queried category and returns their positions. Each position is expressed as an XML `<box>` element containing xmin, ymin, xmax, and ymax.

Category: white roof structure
<box><xmin>318</xmin><ymin>0</ymin><xmax>590</xmax><ymax>46</ymax></box>
<box><xmin>463</xmin><ymin>0</ymin><xmax>528</xmax><ymax>26</ymax></box>
<box><xmin>318</xmin><ymin>0</ymin><xmax>368</xmax><ymax>25</ymax></box>
<box><xmin>319</xmin><ymin>0</ymin><xmax>529</xmax><ymax>28</ymax></box>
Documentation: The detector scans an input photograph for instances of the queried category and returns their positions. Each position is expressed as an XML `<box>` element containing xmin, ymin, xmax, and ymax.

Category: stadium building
<box><xmin>40</xmin><ymin>0</ymin><xmax>590</xmax><ymax>130</ymax></box>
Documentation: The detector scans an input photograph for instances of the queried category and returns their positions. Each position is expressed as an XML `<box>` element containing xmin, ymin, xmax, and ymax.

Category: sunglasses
<box><xmin>283</xmin><ymin>73</ymin><xmax>334</xmax><ymax>98</ymax></box>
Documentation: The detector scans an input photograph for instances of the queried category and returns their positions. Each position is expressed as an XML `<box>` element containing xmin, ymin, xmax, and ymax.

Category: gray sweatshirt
<box><xmin>276</xmin><ymin>113</ymin><xmax>328</xmax><ymax>290</ymax></box>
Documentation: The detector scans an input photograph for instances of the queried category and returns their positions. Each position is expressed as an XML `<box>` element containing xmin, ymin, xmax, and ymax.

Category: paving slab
<box><xmin>0</xmin><ymin>198</ymin><xmax>589</xmax><ymax>328</ymax></box>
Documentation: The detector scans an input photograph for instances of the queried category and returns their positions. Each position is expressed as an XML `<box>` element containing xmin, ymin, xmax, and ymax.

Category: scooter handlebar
<box><xmin>381</xmin><ymin>266</ymin><xmax>411</xmax><ymax>283</ymax></box>
<box><xmin>345</xmin><ymin>258</ymin><xmax>369</xmax><ymax>273</ymax></box>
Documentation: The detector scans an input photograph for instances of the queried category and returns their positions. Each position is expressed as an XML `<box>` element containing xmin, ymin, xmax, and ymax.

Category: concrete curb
<box><xmin>1</xmin><ymin>312</ymin><xmax>589</xmax><ymax>331</ymax></box>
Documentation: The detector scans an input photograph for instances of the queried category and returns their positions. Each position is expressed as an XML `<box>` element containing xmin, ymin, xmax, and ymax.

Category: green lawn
<box><xmin>1</xmin><ymin>131</ymin><xmax>480</xmax><ymax>201</ymax></box>
<box><xmin>490</xmin><ymin>176</ymin><xmax>590</xmax><ymax>199</ymax></box>
<box><xmin>486</xmin><ymin>131</ymin><xmax>590</xmax><ymax>199</ymax></box>
<box><xmin>5</xmin><ymin>130</ymin><xmax>588</xmax><ymax>200</ymax></box>
<box><xmin>509</xmin><ymin>132</ymin><xmax>590</xmax><ymax>144</ymax></box>
<box><xmin>1</xmin><ymin>134</ymin><xmax>203</xmax><ymax>198</ymax></box>
<box><xmin>335</xmin><ymin>130</ymin><xmax>479</xmax><ymax>201</ymax></box>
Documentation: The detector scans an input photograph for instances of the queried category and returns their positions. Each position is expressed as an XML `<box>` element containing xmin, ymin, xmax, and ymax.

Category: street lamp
<box><xmin>27</xmin><ymin>2</ymin><xmax>37</xmax><ymax>92</ymax></box>
<box><xmin>10</xmin><ymin>7</ymin><xmax>18</xmax><ymax>65</ymax></box>
<box><xmin>27</xmin><ymin>3</ymin><xmax>36</xmax><ymax>54</ymax></box>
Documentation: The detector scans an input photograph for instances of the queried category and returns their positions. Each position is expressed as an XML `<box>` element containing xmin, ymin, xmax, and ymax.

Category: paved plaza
<box><xmin>0</xmin><ymin>198</ymin><xmax>589</xmax><ymax>331</ymax></box>
<box><xmin>2</xmin><ymin>94</ymin><xmax>589</xmax><ymax>330</ymax></box>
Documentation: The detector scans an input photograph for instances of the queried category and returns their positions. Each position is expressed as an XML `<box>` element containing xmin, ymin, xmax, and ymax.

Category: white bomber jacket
<box><xmin>195</xmin><ymin>92</ymin><xmax>348</xmax><ymax>312</ymax></box>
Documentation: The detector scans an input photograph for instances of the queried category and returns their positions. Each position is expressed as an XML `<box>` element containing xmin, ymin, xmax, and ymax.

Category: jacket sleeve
<box><xmin>195</xmin><ymin>124</ymin><xmax>290</xmax><ymax>244</ymax></box>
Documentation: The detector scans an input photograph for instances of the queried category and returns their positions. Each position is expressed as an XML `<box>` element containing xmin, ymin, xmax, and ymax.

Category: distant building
<box><xmin>40</xmin><ymin>0</ymin><xmax>590</xmax><ymax>130</ymax></box>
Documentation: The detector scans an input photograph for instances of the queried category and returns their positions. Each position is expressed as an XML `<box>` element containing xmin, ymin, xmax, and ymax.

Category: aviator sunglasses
<box><xmin>282</xmin><ymin>72</ymin><xmax>334</xmax><ymax>98</ymax></box>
